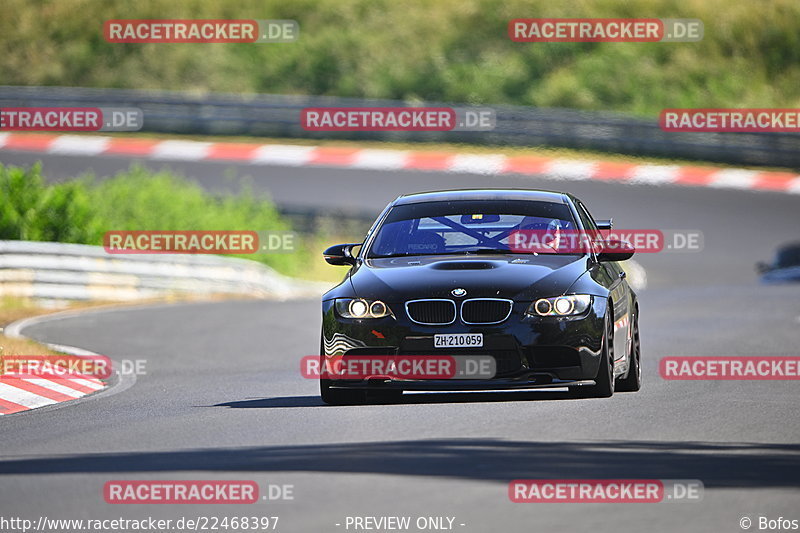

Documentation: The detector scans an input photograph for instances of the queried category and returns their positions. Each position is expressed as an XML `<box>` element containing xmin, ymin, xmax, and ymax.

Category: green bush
<box><xmin>0</xmin><ymin>163</ymin><xmax>101</xmax><ymax>243</ymax></box>
<box><xmin>0</xmin><ymin>163</ymin><xmax>308</xmax><ymax>276</ymax></box>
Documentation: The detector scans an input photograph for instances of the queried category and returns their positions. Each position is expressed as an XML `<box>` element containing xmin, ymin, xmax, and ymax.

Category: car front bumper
<box><xmin>321</xmin><ymin>297</ymin><xmax>608</xmax><ymax>391</ymax></box>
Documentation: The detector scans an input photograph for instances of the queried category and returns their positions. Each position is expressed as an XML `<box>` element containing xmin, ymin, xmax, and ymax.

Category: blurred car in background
<box><xmin>757</xmin><ymin>242</ymin><xmax>800</xmax><ymax>283</ymax></box>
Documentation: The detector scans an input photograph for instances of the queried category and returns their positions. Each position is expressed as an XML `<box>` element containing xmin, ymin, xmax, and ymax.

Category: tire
<box><xmin>616</xmin><ymin>306</ymin><xmax>642</xmax><ymax>392</ymax></box>
<box><xmin>571</xmin><ymin>308</ymin><xmax>615</xmax><ymax>399</ymax></box>
<box><xmin>319</xmin><ymin>333</ymin><xmax>366</xmax><ymax>405</ymax></box>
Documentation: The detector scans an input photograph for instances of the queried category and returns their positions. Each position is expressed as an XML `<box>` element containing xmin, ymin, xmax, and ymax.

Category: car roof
<box><xmin>392</xmin><ymin>189</ymin><xmax>569</xmax><ymax>206</ymax></box>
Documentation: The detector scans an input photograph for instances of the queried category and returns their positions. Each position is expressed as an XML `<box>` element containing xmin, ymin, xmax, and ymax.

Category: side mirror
<box><xmin>323</xmin><ymin>243</ymin><xmax>360</xmax><ymax>266</ymax></box>
<box><xmin>595</xmin><ymin>219</ymin><xmax>613</xmax><ymax>230</ymax></box>
<box><xmin>597</xmin><ymin>239</ymin><xmax>635</xmax><ymax>262</ymax></box>
<box><xmin>755</xmin><ymin>261</ymin><xmax>772</xmax><ymax>274</ymax></box>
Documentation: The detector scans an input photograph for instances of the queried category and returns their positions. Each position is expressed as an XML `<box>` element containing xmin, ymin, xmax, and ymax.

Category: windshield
<box><xmin>366</xmin><ymin>199</ymin><xmax>584</xmax><ymax>258</ymax></box>
<box><xmin>776</xmin><ymin>245</ymin><xmax>800</xmax><ymax>268</ymax></box>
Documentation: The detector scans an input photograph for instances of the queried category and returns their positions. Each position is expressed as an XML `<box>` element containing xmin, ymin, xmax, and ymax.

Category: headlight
<box><xmin>527</xmin><ymin>295</ymin><xmax>592</xmax><ymax>317</ymax></box>
<box><xmin>335</xmin><ymin>298</ymin><xmax>394</xmax><ymax>319</ymax></box>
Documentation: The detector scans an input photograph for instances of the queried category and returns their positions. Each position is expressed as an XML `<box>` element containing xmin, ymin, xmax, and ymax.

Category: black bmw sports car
<box><xmin>320</xmin><ymin>189</ymin><xmax>641</xmax><ymax>404</ymax></box>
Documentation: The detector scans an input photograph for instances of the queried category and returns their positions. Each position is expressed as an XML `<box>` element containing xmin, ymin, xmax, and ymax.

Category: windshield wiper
<box><xmin>469</xmin><ymin>248</ymin><xmax>514</xmax><ymax>254</ymax></box>
<box><xmin>368</xmin><ymin>252</ymin><xmax>412</xmax><ymax>258</ymax></box>
<box><xmin>368</xmin><ymin>252</ymin><xmax>441</xmax><ymax>258</ymax></box>
<box><xmin>370</xmin><ymin>249</ymin><xmax>521</xmax><ymax>258</ymax></box>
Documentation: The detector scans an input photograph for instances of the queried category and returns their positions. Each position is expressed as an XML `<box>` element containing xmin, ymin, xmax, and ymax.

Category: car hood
<box><xmin>348</xmin><ymin>254</ymin><xmax>590</xmax><ymax>301</ymax></box>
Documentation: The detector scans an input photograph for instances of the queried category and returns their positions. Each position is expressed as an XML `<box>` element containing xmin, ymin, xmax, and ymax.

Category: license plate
<box><xmin>434</xmin><ymin>333</ymin><xmax>483</xmax><ymax>348</ymax></box>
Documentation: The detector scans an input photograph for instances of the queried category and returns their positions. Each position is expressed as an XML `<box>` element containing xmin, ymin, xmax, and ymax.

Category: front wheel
<box><xmin>571</xmin><ymin>309</ymin><xmax>615</xmax><ymax>399</ymax></box>
<box><xmin>616</xmin><ymin>307</ymin><xmax>641</xmax><ymax>392</ymax></box>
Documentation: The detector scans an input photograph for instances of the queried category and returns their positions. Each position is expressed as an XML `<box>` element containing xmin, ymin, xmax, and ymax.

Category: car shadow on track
<box><xmin>213</xmin><ymin>390</ymin><xmax>580</xmax><ymax>409</ymax></box>
<box><xmin>213</xmin><ymin>396</ymin><xmax>326</xmax><ymax>408</ymax></box>
<box><xmin>0</xmin><ymin>439</ymin><xmax>798</xmax><ymax>490</ymax></box>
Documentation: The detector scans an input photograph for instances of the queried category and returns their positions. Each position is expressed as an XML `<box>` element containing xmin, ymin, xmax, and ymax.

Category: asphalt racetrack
<box><xmin>1</xmin><ymin>149</ymin><xmax>799</xmax><ymax>532</ymax></box>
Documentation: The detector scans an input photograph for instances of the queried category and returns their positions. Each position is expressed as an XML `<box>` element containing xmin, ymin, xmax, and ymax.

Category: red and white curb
<box><xmin>1</xmin><ymin>133</ymin><xmax>799</xmax><ymax>194</ymax></box>
<box><xmin>1</xmin><ymin>317</ymin><xmax>109</xmax><ymax>416</ymax></box>
<box><xmin>0</xmin><ymin>373</ymin><xmax>105</xmax><ymax>415</ymax></box>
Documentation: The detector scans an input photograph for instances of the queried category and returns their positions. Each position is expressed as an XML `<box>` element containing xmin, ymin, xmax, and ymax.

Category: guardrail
<box><xmin>2</xmin><ymin>86</ymin><xmax>798</xmax><ymax>168</ymax></box>
<box><xmin>0</xmin><ymin>240</ymin><xmax>328</xmax><ymax>302</ymax></box>
<box><xmin>278</xmin><ymin>206</ymin><xmax>375</xmax><ymax>234</ymax></box>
